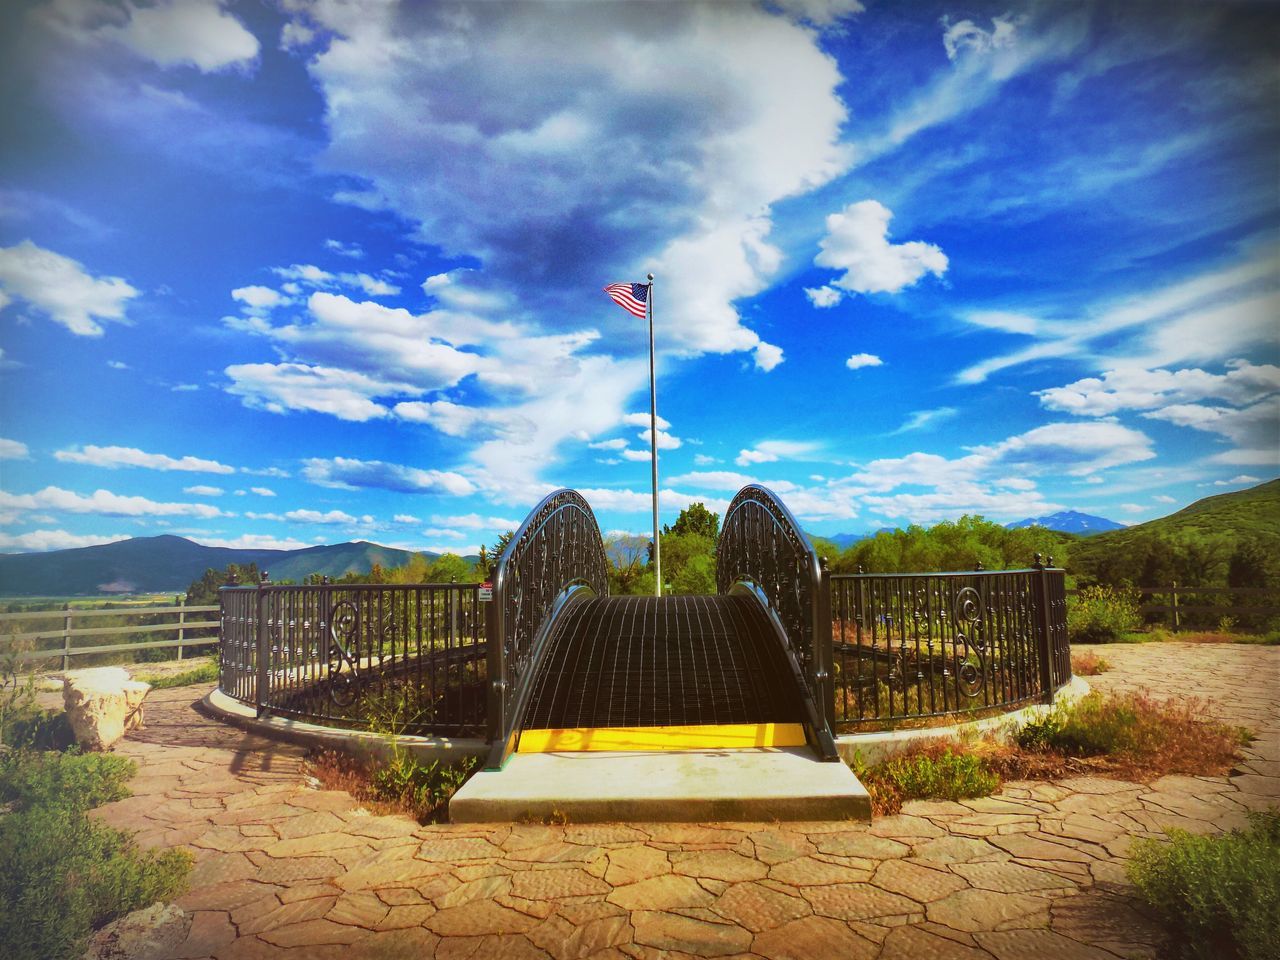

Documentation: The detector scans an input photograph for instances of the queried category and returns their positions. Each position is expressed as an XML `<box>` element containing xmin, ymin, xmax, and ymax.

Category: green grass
<box><xmin>0</xmin><ymin>749</ymin><xmax>192</xmax><ymax>960</ymax></box>
<box><xmin>136</xmin><ymin>657</ymin><xmax>218</xmax><ymax>688</ymax></box>
<box><xmin>1128</xmin><ymin>811</ymin><xmax>1280</xmax><ymax>960</ymax></box>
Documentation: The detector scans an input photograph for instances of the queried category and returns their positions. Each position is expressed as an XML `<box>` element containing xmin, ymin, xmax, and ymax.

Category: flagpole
<box><xmin>646</xmin><ymin>272</ymin><xmax>660</xmax><ymax>598</ymax></box>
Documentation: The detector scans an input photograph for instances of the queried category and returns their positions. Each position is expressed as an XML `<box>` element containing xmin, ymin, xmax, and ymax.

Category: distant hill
<box><xmin>1007</xmin><ymin>511</ymin><xmax>1125</xmax><ymax>535</ymax></box>
<box><xmin>1069</xmin><ymin>478</ymin><xmax>1280</xmax><ymax>582</ymax></box>
<box><xmin>0</xmin><ymin>535</ymin><xmax>466</xmax><ymax>596</ymax></box>
<box><xmin>1079</xmin><ymin>479</ymin><xmax>1280</xmax><ymax>551</ymax></box>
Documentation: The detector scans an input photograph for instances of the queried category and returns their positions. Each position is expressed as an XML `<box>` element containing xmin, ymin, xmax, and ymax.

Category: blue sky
<box><xmin>0</xmin><ymin>0</ymin><xmax>1277</xmax><ymax>558</ymax></box>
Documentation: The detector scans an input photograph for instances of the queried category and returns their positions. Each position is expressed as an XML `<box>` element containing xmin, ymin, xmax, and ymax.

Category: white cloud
<box><xmin>735</xmin><ymin>440</ymin><xmax>820</xmax><ymax>466</ymax></box>
<box><xmin>42</xmin><ymin>0</ymin><xmax>259</xmax><ymax>73</ymax></box>
<box><xmin>54</xmin><ymin>444</ymin><xmax>236</xmax><ymax>474</ymax></box>
<box><xmin>814</xmin><ymin>200</ymin><xmax>947</xmax><ymax>295</ymax></box>
<box><xmin>972</xmin><ymin>420</ymin><xmax>1157</xmax><ymax>477</ymax></box>
<box><xmin>272</xmin><ymin>263</ymin><xmax>334</xmax><ymax>285</ymax></box>
<box><xmin>194</xmin><ymin>534</ymin><xmax>313</xmax><ymax>551</ymax></box>
<box><xmin>393</xmin><ymin>400</ymin><xmax>534</xmax><ymax>442</ymax></box>
<box><xmin>1037</xmin><ymin>361</ymin><xmax>1280</xmax><ymax>417</ymax></box>
<box><xmin>324</xmin><ymin>239</ymin><xmax>364</xmax><ymax>259</ymax></box>
<box><xmin>302</xmin><ymin>457</ymin><xmax>476</xmax><ymax>496</ymax></box>
<box><xmin>393</xmin><ymin>514</ymin><xmax>420</xmax><ymax>524</ymax></box>
<box><xmin>623</xmin><ymin>412</ymin><xmax>672</xmax><ymax>431</ymax></box>
<box><xmin>422</xmin><ymin>527</ymin><xmax>464</xmax><ymax>539</ymax></box>
<box><xmin>621</xmin><ymin>449</ymin><xmax>652</xmax><ymax>462</ymax></box>
<box><xmin>963</xmin><ymin>311</ymin><xmax>1040</xmax><ymax>335</ymax></box>
<box><xmin>250</xmin><ymin>486</ymin><xmax>275</xmax><ymax>497</ymax></box>
<box><xmin>183</xmin><ymin>485</ymin><xmax>224</xmax><ymax>496</ymax></box>
<box><xmin>893</xmin><ymin>407</ymin><xmax>957</xmax><ymax>434</ymax></box>
<box><xmin>0</xmin><ymin>529</ymin><xmax>131</xmax><ymax>553</ymax></box>
<box><xmin>284</xmin><ymin>508</ymin><xmax>360</xmax><ymax>525</ymax></box>
<box><xmin>295</xmin><ymin>1</ymin><xmax>849</xmax><ymax>367</ymax></box>
<box><xmin>224</xmin><ymin>362</ymin><xmax>411</xmax><ymax>421</ymax></box>
<box><xmin>1213</xmin><ymin>475</ymin><xmax>1262</xmax><ymax>486</ymax></box>
<box><xmin>693</xmin><ymin>454</ymin><xmax>718</xmax><ymax>466</ymax></box>
<box><xmin>0</xmin><ymin>438</ymin><xmax>29</xmax><ymax>460</ymax></box>
<box><xmin>0</xmin><ymin>486</ymin><xmax>226</xmax><ymax>518</ymax></box>
<box><xmin>1143</xmin><ymin>397</ymin><xmax>1278</xmax><ymax>463</ymax></box>
<box><xmin>1117</xmin><ymin>503</ymin><xmax>1146</xmax><ymax>514</ymax></box>
<box><xmin>102</xmin><ymin>0</ymin><xmax>258</xmax><ymax>72</ymax></box>
<box><xmin>845</xmin><ymin>353</ymin><xmax>883</xmax><ymax>371</ymax></box>
<box><xmin>0</xmin><ymin>240</ymin><xmax>137</xmax><ymax>336</ymax></box>
<box><xmin>589</xmin><ymin>438</ymin><xmax>628</xmax><ymax>451</ymax></box>
<box><xmin>341</xmin><ymin>272</ymin><xmax>400</xmax><ymax>297</ymax></box>
<box><xmin>107</xmin><ymin>360</ymin><xmax>129</xmax><ymax>370</ymax></box>
<box><xmin>231</xmin><ymin>285</ymin><xmax>283</xmax><ymax>310</ymax></box>
<box><xmin>960</xmin><ymin>251</ymin><xmax>1279</xmax><ymax>384</ymax></box>
<box><xmin>636</xmin><ymin>428</ymin><xmax>682</xmax><ymax>451</ymax></box>
<box><xmin>942</xmin><ymin>14</ymin><xmax>1020</xmax><ymax>62</ymax></box>
<box><xmin>804</xmin><ymin>285</ymin><xmax>843</xmax><ymax>308</ymax></box>
<box><xmin>1153</xmin><ymin>494</ymin><xmax>1176</xmax><ymax>503</ymax></box>
<box><xmin>753</xmin><ymin>342</ymin><xmax>784</xmax><ymax>372</ymax></box>
<box><xmin>430</xmin><ymin>513</ymin><xmax>521</xmax><ymax>531</ymax></box>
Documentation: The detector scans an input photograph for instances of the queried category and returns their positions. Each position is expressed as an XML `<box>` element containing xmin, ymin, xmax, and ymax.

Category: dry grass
<box><xmin>853</xmin><ymin>690</ymin><xmax>1250</xmax><ymax>816</ymax></box>
<box><xmin>1071</xmin><ymin>650</ymin><xmax>1111</xmax><ymax>675</ymax></box>
<box><xmin>303</xmin><ymin>749</ymin><xmax>476</xmax><ymax>824</ymax></box>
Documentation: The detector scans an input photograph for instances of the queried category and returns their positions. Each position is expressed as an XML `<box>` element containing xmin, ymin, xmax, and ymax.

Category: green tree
<box><xmin>663</xmin><ymin>502</ymin><xmax>719</xmax><ymax>541</ymax></box>
<box><xmin>184</xmin><ymin>563</ymin><xmax>259</xmax><ymax>606</ymax></box>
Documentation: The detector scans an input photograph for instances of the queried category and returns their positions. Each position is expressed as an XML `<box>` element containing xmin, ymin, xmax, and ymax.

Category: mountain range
<box><xmin>1005</xmin><ymin>511</ymin><xmax>1126</xmax><ymax>534</ymax></box>
<box><xmin>0</xmin><ymin>535</ymin><xmax>462</xmax><ymax>597</ymax></box>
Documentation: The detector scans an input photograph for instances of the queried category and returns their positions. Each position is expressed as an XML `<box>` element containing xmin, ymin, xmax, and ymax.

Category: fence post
<box><xmin>816</xmin><ymin>557</ymin><xmax>836</xmax><ymax>730</ymax></box>
<box><xmin>1032</xmin><ymin>555</ymin><xmax>1055</xmax><ymax>701</ymax></box>
<box><xmin>62</xmin><ymin>603</ymin><xmax>72</xmax><ymax>672</ymax></box>
<box><xmin>1171</xmin><ymin>580</ymin><xmax>1180</xmax><ymax>632</ymax></box>
<box><xmin>176</xmin><ymin>595</ymin><xmax>186</xmax><ymax>660</ymax></box>
<box><xmin>255</xmin><ymin>573</ymin><xmax>269</xmax><ymax>718</ymax></box>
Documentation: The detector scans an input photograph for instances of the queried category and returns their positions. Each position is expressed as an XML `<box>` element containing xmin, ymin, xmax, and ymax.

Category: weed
<box><xmin>1127</xmin><ymin>811</ymin><xmax>1280</xmax><ymax>960</ymax></box>
<box><xmin>0</xmin><ymin>640</ymin><xmax>40</xmax><ymax>747</ymax></box>
<box><xmin>850</xmin><ymin>740</ymin><xmax>1001</xmax><ymax>816</ymax></box>
<box><xmin>136</xmin><ymin>658</ymin><xmax>219</xmax><ymax>688</ymax></box>
<box><xmin>1070</xmin><ymin>650</ymin><xmax>1110</xmax><ymax>676</ymax></box>
<box><xmin>1015</xmin><ymin>691</ymin><xmax>1244</xmax><ymax>780</ymax></box>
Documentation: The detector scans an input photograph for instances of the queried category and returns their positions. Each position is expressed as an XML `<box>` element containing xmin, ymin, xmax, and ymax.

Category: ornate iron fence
<box><xmin>716</xmin><ymin>484</ymin><xmax>837</xmax><ymax>758</ymax></box>
<box><xmin>828</xmin><ymin>559</ymin><xmax>1069</xmax><ymax>730</ymax></box>
<box><xmin>486</xmin><ymin>489</ymin><xmax>609</xmax><ymax>767</ymax></box>
<box><xmin>217</xmin><ymin>581</ymin><xmax>486</xmax><ymax>738</ymax></box>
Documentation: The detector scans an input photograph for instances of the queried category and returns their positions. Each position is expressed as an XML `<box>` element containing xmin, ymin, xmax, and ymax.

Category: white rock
<box><xmin>63</xmin><ymin>667</ymin><xmax>150</xmax><ymax>751</ymax></box>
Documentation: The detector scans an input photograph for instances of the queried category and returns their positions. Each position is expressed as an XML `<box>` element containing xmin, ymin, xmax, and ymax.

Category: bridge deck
<box><xmin>521</xmin><ymin>595</ymin><xmax>804</xmax><ymax>731</ymax></box>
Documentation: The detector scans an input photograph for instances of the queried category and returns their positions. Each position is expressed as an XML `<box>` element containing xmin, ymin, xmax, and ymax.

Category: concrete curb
<box><xmin>203</xmin><ymin>675</ymin><xmax>1089</xmax><ymax>768</ymax></box>
<box><xmin>834</xmin><ymin>675</ymin><xmax>1092</xmax><ymax>765</ymax></box>
<box><xmin>200</xmin><ymin>688</ymin><xmax>487</xmax><ymax>763</ymax></box>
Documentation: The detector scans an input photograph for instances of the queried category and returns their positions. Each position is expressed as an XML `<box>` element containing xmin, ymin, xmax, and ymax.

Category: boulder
<box><xmin>84</xmin><ymin>902</ymin><xmax>190</xmax><ymax>960</ymax></box>
<box><xmin>63</xmin><ymin>667</ymin><xmax>150</xmax><ymax>751</ymax></box>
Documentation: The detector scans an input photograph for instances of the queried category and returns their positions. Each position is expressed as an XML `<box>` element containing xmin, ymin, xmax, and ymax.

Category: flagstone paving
<box><xmin>91</xmin><ymin>641</ymin><xmax>1279</xmax><ymax>959</ymax></box>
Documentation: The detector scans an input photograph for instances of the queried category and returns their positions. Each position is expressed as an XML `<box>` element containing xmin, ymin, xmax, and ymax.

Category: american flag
<box><xmin>603</xmin><ymin>281</ymin><xmax>649</xmax><ymax>318</ymax></box>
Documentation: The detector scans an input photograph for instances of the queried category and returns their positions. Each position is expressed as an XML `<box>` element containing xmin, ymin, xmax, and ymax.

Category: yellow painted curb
<box><xmin>517</xmin><ymin>723</ymin><xmax>807</xmax><ymax>753</ymax></box>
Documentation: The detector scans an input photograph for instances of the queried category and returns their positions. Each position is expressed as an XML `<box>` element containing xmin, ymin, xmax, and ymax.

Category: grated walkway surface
<box><xmin>523</xmin><ymin>595</ymin><xmax>804</xmax><ymax>730</ymax></box>
<box><xmin>86</xmin><ymin>641</ymin><xmax>1278</xmax><ymax>959</ymax></box>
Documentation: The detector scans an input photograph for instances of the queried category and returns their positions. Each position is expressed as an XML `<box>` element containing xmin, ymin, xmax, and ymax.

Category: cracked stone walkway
<box><xmin>92</xmin><ymin>641</ymin><xmax>1279</xmax><ymax>959</ymax></box>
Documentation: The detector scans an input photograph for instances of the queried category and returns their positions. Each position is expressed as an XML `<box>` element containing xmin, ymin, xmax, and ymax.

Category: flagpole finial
<box><xmin>647</xmin><ymin>272</ymin><xmax>654</xmax><ymax>281</ymax></box>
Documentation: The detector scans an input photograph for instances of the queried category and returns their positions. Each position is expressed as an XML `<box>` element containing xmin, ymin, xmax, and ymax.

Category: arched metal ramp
<box><xmin>514</xmin><ymin>594</ymin><xmax>810</xmax><ymax>753</ymax></box>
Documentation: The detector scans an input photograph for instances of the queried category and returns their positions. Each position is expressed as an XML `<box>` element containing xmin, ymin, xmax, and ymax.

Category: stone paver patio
<box><xmin>91</xmin><ymin>641</ymin><xmax>1279</xmax><ymax>959</ymax></box>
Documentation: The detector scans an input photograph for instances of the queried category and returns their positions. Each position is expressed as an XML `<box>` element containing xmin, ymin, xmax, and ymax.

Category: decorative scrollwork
<box><xmin>327</xmin><ymin>599</ymin><xmax>360</xmax><ymax>706</ymax></box>
<box><xmin>953</xmin><ymin>585</ymin><xmax>986</xmax><ymax>697</ymax></box>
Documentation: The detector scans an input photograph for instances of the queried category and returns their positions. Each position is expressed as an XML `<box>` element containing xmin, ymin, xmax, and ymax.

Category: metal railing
<box><xmin>716</xmin><ymin>484</ymin><xmax>838</xmax><ymax>759</ymax></box>
<box><xmin>486</xmin><ymin>489</ymin><xmax>609</xmax><ymax>768</ymax></box>
<box><xmin>2</xmin><ymin>599</ymin><xmax>219</xmax><ymax>670</ymax></box>
<box><xmin>219</xmin><ymin>580</ymin><xmax>486</xmax><ymax>738</ymax></box>
<box><xmin>829</xmin><ymin>558</ymin><xmax>1069</xmax><ymax>730</ymax></box>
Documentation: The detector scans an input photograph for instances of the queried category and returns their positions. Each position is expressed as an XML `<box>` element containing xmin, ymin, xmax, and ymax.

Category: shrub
<box><xmin>1068</xmin><ymin>585</ymin><xmax>1140</xmax><ymax>643</ymax></box>
<box><xmin>1127</xmin><ymin>811</ymin><xmax>1280</xmax><ymax>960</ymax></box>
<box><xmin>0</xmin><ymin>750</ymin><xmax>192</xmax><ymax>960</ymax></box>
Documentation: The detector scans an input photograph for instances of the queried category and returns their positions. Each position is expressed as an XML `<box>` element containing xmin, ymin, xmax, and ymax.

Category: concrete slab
<box><xmin>449</xmin><ymin>747</ymin><xmax>871</xmax><ymax>823</ymax></box>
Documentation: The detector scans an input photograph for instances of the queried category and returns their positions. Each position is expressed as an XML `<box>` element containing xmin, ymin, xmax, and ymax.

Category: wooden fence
<box><xmin>0</xmin><ymin>599</ymin><xmax>220</xmax><ymax>670</ymax></box>
<box><xmin>1068</xmin><ymin>584</ymin><xmax>1280</xmax><ymax>631</ymax></box>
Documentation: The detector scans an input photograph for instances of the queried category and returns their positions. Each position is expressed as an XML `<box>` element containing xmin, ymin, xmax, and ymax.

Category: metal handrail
<box><xmin>485</xmin><ymin>489</ymin><xmax>609</xmax><ymax>768</ymax></box>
